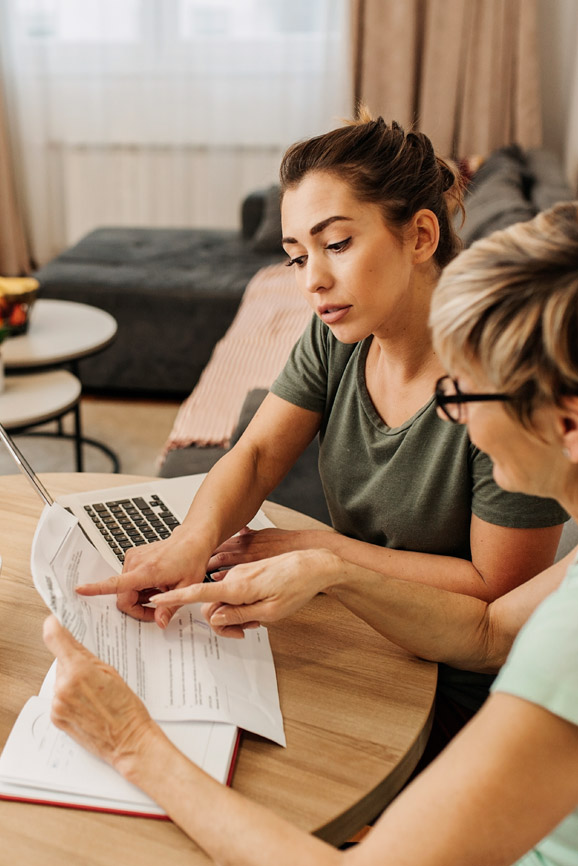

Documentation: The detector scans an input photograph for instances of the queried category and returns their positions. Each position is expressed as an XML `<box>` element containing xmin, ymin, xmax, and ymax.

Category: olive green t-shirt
<box><xmin>271</xmin><ymin>316</ymin><xmax>567</xmax><ymax>709</ymax></box>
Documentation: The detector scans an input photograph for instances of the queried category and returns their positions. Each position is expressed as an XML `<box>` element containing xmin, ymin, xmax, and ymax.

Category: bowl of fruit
<box><xmin>0</xmin><ymin>277</ymin><xmax>39</xmax><ymax>336</ymax></box>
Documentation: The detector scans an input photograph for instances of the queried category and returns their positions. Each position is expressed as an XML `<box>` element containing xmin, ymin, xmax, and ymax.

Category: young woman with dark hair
<box><xmin>78</xmin><ymin>113</ymin><xmax>565</xmax><ymax>739</ymax></box>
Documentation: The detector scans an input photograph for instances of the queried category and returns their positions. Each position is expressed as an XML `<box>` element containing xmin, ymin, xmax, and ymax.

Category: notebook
<box><xmin>0</xmin><ymin>684</ymin><xmax>240</xmax><ymax>818</ymax></box>
<box><xmin>0</xmin><ymin>422</ymin><xmax>271</xmax><ymax>571</ymax></box>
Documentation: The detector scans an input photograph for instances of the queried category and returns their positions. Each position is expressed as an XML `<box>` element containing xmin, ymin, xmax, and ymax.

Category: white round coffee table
<box><xmin>1</xmin><ymin>300</ymin><xmax>119</xmax><ymax>471</ymax></box>
<box><xmin>0</xmin><ymin>369</ymin><xmax>119</xmax><ymax>472</ymax></box>
<box><xmin>2</xmin><ymin>299</ymin><xmax>117</xmax><ymax>369</ymax></box>
<box><xmin>0</xmin><ymin>370</ymin><xmax>81</xmax><ymax>428</ymax></box>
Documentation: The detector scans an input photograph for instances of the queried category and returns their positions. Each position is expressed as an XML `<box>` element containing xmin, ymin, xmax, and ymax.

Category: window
<box><xmin>8</xmin><ymin>0</ymin><xmax>349</xmax><ymax>146</ymax></box>
<box><xmin>2</xmin><ymin>0</ymin><xmax>350</xmax><ymax>257</ymax></box>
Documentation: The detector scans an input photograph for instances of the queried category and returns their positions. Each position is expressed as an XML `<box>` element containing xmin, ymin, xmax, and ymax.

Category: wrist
<box><xmin>323</xmin><ymin>554</ymin><xmax>362</xmax><ymax>597</ymax></box>
<box><xmin>113</xmin><ymin>718</ymin><xmax>168</xmax><ymax>783</ymax></box>
<box><xmin>170</xmin><ymin>522</ymin><xmax>216</xmax><ymax>568</ymax></box>
<box><xmin>305</xmin><ymin>547</ymin><xmax>348</xmax><ymax>594</ymax></box>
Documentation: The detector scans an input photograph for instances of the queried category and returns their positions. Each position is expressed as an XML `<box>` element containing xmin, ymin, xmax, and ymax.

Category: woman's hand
<box><xmin>151</xmin><ymin>548</ymin><xmax>341</xmax><ymax>638</ymax></box>
<box><xmin>43</xmin><ymin>615</ymin><xmax>160</xmax><ymax>772</ymax></box>
<box><xmin>207</xmin><ymin>526</ymin><xmax>334</xmax><ymax>573</ymax></box>
<box><xmin>75</xmin><ymin>525</ymin><xmax>211</xmax><ymax>628</ymax></box>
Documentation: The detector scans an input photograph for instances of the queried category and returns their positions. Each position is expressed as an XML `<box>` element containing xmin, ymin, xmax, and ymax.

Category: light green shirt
<box><xmin>493</xmin><ymin>558</ymin><xmax>578</xmax><ymax>866</ymax></box>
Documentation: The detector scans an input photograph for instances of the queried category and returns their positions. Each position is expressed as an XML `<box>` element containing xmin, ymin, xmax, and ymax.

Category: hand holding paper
<box><xmin>44</xmin><ymin>615</ymin><xmax>158</xmax><ymax>770</ymax></box>
<box><xmin>0</xmin><ymin>501</ymin><xmax>255</xmax><ymax>816</ymax></box>
<box><xmin>31</xmin><ymin>502</ymin><xmax>286</xmax><ymax>745</ymax></box>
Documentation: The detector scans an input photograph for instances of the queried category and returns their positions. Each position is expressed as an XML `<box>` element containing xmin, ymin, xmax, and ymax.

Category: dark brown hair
<box><xmin>280</xmin><ymin>110</ymin><xmax>464</xmax><ymax>269</ymax></box>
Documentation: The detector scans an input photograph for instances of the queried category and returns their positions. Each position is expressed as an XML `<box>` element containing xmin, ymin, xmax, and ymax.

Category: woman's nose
<box><xmin>303</xmin><ymin>255</ymin><xmax>332</xmax><ymax>295</ymax></box>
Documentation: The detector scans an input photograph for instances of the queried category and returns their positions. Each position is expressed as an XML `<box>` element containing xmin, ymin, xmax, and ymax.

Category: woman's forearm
<box><xmin>324</xmin><ymin>550</ymin><xmax>571</xmax><ymax>673</ymax></box>
<box><xmin>158</xmin><ymin>548</ymin><xmax>509</xmax><ymax>669</ymax></box>
<box><xmin>323</xmin><ymin>557</ymin><xmax>499</xmax><ymax>672</ymax></box>
<box><xmin>323</xmin><ymin>532</ymin><xmax>490</xmax><ymax>595</ymax></box>
<box><xmin>120</xmin><ymin>691</ymin><xmax>578</xmax><ymax>866</ymax></box>
<box><xmin>180</xmin><ymin>445</ymin><xmax>278</xmax><ymax>556</ymax></box>
<box><xmin>179</xmin><ymin>394</ymin><xmax>322</xmax><ymax>558</ymax></box>
<box><xmin>47</xmin><ymin>613</ymin><xmax>578</xmax><ymax>866</ymax></box>
<box><xmin>120</xmin><ymin>728</ymin><xmax>342</xmax><ymax>866</ymax></box>
<box><xmin>196</xmin><ymin>549</ymin><xmax>500</xmax><ymax>671</ymax></box>
<box><xmin>156</xmin><ymin>536</ymin><xmax>569</xmax><ymax>670</ymax></box>
<box><xmin>297</xmin><ymin>518</ymin><xmax>561</xmax><ymax>603</ymax></box>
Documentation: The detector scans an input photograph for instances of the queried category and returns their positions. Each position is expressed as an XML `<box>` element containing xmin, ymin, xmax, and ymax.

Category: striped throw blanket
<box><xmin>163</xmin><ymin>263</ymin><xmax>311</xmax><ymax>454</ymax></box>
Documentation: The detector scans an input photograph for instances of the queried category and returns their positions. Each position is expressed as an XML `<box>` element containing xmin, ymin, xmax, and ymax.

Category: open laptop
<box><xmin>0</xmin><ymin>423</ymin><xmax>257</xmax><ymax>574</ymax></box>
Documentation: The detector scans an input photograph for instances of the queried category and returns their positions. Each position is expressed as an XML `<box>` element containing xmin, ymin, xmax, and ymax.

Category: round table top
<box><xmin>0</xmin><ymin>473</ymin><xmax>437</xmax><ymax>863</ymax></box>
<box><xmin>3</xmin><ymin>299</ymin><xmax>117</xmax><ymax>369</ymax></box>
<box><xmin>0</xmin><ymin>369</ymin><xmax>81</xmax><ymax>428</ymax></box>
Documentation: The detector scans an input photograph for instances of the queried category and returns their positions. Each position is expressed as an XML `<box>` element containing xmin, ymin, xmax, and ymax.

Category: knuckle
<box><xmin>55</xmin><ymin>670</ymin><xmax>80</xmax><ymax>700</ymax></box>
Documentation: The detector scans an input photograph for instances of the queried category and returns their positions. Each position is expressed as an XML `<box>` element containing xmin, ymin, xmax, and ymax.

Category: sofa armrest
<box><xmin>241</xmin><ymin>191</ymin><xmax>266</xmax><ymax>240</ymax></box>
<box><xmin>230</xmin><ymin>389</ymin><xmax>269</xmax><ymax>445</ymax></box>
<box><xmin>159</xmin><ymin>445</ymin><xmax>227</xmax><ymax>478</ymax></box>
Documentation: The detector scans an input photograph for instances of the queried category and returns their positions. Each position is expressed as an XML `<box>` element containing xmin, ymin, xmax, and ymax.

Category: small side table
<box><xmin>2</xmin><ymin>299</ymin><xmax>117</xmax><ymax>369</ymax></box>
<box><xmin>0</xmin><ymin>369</ymin><xmax>85</xmax><ymax>469</ymax></box>
<box><xmin>0</xmin><ymin>370</ymin><xmax>80</xmax><ymax>428</ymax></box>
<box><xmin>2</xmin><ymin>300</ymin><xmax>120</xmax><ymax>471</ymax></box>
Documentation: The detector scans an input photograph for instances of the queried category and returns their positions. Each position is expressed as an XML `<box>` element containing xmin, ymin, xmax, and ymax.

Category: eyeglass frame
<box><xmin>434</xmin><ymin>375</ymin><xmax>513</xmax><ymax>424</ymax></box>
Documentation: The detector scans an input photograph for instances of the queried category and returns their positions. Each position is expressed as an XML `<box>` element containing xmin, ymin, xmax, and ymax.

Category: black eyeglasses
<box><xmin>435</xmin><ymin>376</ymin><xmax>513</xmax><ymax>424</ymax></box>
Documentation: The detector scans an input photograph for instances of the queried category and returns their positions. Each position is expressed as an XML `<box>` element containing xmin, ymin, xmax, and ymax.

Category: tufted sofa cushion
<box><xmin>35</xmin><ymin>225</ymin><xmax>284</xmax><ymax>394</ymax></box>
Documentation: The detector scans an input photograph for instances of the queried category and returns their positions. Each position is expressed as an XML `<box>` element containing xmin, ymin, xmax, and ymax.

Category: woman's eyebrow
<box><xmin>282</xmin><ymin>215</ymin><xmax>352</xmax><ymax>245</ymax></box>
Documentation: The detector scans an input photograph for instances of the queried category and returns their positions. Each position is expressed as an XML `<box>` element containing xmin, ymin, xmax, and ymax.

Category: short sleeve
<box><xmin>470</xmin><ymin>447</ymin><xmax>568</xmax><ymax>528</ymax></box>
<box><xmin>271</xmin><ymin>316</ymin><xmax>339</xmax><ymax>413</ymax></box>
<box><xmin>492</xmin><ymin>563</ymin><xmax>578</xmax><ymax>727</ymax></box>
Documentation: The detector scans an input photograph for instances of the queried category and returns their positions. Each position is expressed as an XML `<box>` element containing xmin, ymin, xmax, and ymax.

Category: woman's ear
<box><xmin>557</xmin><ymin>397</ymin><xmax>578</xmax><ymax>462</ymax></box>
<box><xmin>412</xmin><ymin>209</ymin><xmax>440</xmax><ymax>264</ymax></box>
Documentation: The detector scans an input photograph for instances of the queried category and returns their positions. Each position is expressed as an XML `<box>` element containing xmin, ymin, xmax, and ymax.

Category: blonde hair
<box><xmin>430</xmin><ymin>201</ymin><xmax>578</xmax><ymax>428</ymax></box>
<box><xmin>279</xmin><ymin>108</ymin><xmax>464</xmax><ymax>270</ymax></box>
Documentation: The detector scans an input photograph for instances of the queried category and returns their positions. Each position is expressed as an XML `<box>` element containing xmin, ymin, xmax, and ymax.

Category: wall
<box><xmin>537</xmin><ymin>0</ymin><xmax>578</xmax><ymax>191</ymax></box>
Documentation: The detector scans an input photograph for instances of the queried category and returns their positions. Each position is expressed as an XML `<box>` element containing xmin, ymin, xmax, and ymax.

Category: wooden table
<box><xmin>0</xmin><ymin>474</ymin><xmax>437</xmax><ymax>863</ymax></box>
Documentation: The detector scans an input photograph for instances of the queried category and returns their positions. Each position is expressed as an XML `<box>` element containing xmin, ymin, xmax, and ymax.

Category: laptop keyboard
<box><xmin>83</xmin><ymin>495</ymin><xmax>180</xmax><ymax>564</ymax></box>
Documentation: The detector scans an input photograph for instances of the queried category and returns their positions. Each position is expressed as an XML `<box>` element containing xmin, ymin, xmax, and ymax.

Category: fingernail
<box><xmin>159</xmin><ymin>612</ymin><xmax>169</xmax><ymax>629</ymax></box>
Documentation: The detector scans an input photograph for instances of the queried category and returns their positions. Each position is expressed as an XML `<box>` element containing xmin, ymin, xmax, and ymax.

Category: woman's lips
<box><xmin>318</xmin><ymin>305</ymin><xmax>352</xmax><ymax>325</ymax></box>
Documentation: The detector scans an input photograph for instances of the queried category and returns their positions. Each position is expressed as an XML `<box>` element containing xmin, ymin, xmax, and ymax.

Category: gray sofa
<box><xmin>34</xmin><ymin>187</ymin><xmax>284</xmax><ymax>395</ymax></box>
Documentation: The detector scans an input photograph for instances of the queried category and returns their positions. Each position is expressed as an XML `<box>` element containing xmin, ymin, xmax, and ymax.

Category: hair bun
<box><xmin>438</xmin><ymin>159</ymin><xmax>456</xmax><ymax>192</ymax></box>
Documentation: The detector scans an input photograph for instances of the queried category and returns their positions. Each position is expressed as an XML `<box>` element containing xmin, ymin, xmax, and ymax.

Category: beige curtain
<box><xmin>0</xmin><ymin>81</ymin><xmax>31</xmax><ymax>275</ymax></box>
<box><xmin>353</xmin><ymin>0</ymin><xmax>542</xmax><ymax>157</ymax></box>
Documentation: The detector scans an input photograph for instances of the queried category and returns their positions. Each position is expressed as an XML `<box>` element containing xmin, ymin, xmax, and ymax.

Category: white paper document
<box><xmin>31</xmin><ymin>502</ymin><xmax>286</xmax><ymax>747</ymax></box>
<box><xmin>0</xmin><ymin>687</ymin><xmax>239</xmax><ymax>816</ymax></box>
